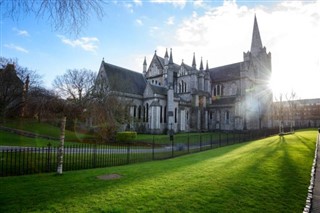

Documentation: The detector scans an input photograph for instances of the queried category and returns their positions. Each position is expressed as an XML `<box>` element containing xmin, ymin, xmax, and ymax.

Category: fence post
<box><xmin>171</xmin><ymin>136</ymin><xmax>174</xmax><ymax>157</ymax></box>
<box><xmin>152</xmin><ymin>135</ymin><xmax>155</xmax><ymax>160</ymax></box>
<box><xmin>46</xmin><ymin>143</ymin><xmax>51</xmax><ymax>172</ymax></box>
<box><xmin>127</xmin><ymin>143</ymin><xmax>130</xmax><ymax>164</ymax></box>
<box><xmin>200</xmin><ymin>134</ymin><xmax>202</xmax><ymax>151</ymax></box>
<box><xmin>210</xmin><ymin>134</ymin><xmax>213</xmax><ymax>149</ymax></box>
<box><xmin>219</xmin><ymin>131</ymin><xmax>221</xmax><ymax>147</ymax></box>
<box><xmin>93</xmin><ymin>142</ymin><xmax>97</xmax><ymax>168</ymax></box>
<box><xmin>233</xmin><ymin>132</ymin><xmax>235</xmax><ymax>144</ymax></box>
<box><xmin>187</xmin><ymin>133</ymin><xmax>190</xmax><ymax>153</ymax></box>
<box><xmin>226</xmin><ymin>133</ymin><xmax>229</xmax><ymax>145</ymax></box>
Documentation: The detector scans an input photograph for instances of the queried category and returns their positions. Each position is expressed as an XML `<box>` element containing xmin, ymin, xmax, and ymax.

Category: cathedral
<box><xmin>95</xmin><ymin>15</ymin><xmax>272</xmax><ymax>133</ymax></box>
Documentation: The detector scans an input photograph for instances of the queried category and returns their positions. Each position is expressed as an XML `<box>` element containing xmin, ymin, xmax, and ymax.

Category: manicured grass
<box><xmin>0</xmin><ymin>118</ymin><xmax>232</xmax><ymax>147</ymax></box>
<box><xmin>0</xmin><ymin>130</ymin><xmax>59</xmax><ymax>147</ymax></box>
<box><xmin>136</xmin><ymin>131</ymin><xmax>231</xmax><ymax>145</ymax></box>
<box><xmin>1</xmin><ymin>119</ymin><xmax>94</xmax><ymax>142</ymax></box>
<box><xmin>0</xmin><ymin>130</ymin><xmax>80</xmax><ymax>147</ymax></box>
<box><xmin>0</xmin><ymin>130</ymin><xmax>317</xmax><ymax>212</ymax></box>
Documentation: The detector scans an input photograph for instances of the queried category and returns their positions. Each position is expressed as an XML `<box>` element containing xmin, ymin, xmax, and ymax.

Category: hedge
<box><xmin>116</xmin><ymin>131</ymin><xmax>137</xmax><ymax>142</ymax></box>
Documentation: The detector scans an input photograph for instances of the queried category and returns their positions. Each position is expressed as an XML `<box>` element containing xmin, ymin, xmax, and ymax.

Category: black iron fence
<box><xmin>0</xmin><ymin>129</ymin><xmax>279</xmax><ymax>177</ymax></box>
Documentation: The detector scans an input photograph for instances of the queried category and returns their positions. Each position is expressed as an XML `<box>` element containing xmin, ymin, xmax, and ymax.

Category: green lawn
<box><xmin>0</xmin><ymin>119</ymin><xmax>233</xmax><ymax>147</ymax></box>
<box><xmin>0</xmin><ymin>130</ymin><xmax>59</xmax><ymax>147</ymax></box>
<box><xmin>0</xmin><ymin>129</ymin><xmax>317</xmax><ymax>212</ymax></box>
<box><xmin>1</xmin><ymin>119</ymin><xmax>94</xmax><ymax>142</ymax></box>
<box><xmin>0</xmin><ymin>130</ymin><xmax>81</xmax><ymax>147</ymax></box>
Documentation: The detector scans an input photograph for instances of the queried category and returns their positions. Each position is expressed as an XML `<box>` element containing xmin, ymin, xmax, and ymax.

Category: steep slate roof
<box><xmin>150</xmin><ymin>84</ymin><xmax>167</xmax><ymax>95</ymax></box>
<box><xmin>209</xmin><ymin>62</ymin><xmax>242</xmax><ymax>82</ymax></box>
<box><xmin>181</xmin><ymin>61</ymin><xmax>193</xmax><ymax>71</ymax></box>
<box><xmin>103</xmin><ymin>62</ymin><xmax>146</xmax><ymax>96</ymax></box>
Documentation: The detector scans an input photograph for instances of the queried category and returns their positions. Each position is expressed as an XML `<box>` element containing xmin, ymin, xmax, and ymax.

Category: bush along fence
<box><xmin>0</xmin><ymin>129</ymin><xmax>279</xmax><ymax>177</ymax></box>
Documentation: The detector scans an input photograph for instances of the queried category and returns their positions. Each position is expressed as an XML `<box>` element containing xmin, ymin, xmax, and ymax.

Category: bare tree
<box><xmin>24</xmin><ymin>86</ymin><xmax>62</xmax><ymax>122</ymax></box>
<box><xmin>53</xmin><ymin>68</ymin><xmax>96</xmax><ymax>105</ymax></box>
<box><xmin>0</xmin><ymin>0</ymin><xmax>105</xmax><ymax>35</ymax></box>
<box><xmin>273</xmin><ymin>93</ymin><xmax>284</xmax><ymax>133</ymax></box>
<box><xmin>87</xmin><ymin>76</ymin><xmax>133</xmax><ymax>142</ymax></box>
<box><xmin>285</xmin><ymin>91</ymin><xmax>297</xmax><ymax>132</ymax></box>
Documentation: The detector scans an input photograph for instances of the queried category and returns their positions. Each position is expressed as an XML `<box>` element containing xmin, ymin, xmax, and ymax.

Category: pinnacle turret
<box><xmin>164</xmin><ymin>48</ymin><xmax>169</xmax><ymax>65</ymax></box>
<box><xmin>143</xmin><ymin>56</ymin><xmax>147</xmax><ymax>66</ymax></box>
<box><xmin>199</xmin><ymin>57</ymin><xmax>204</xmax><ymax>71</ymax></box>
<box><xmin>169</xmin><ymin>48</ymin><xmax>173</xmax><ymax>64</ymax></box>
<box><xmin>143</xmin><ymin>56</ymin><xmax>147</xmax><ymax>74</ymax></box>
<box><xmin>192</xmin><ymin>53</ymin><xmax>196</xmax><ymax>69</ymax></box>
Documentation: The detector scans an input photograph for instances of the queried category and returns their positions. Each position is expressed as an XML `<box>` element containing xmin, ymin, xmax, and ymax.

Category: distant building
<box><xmin>273</xmin><ymin>98</ymin><xmax>320</xmax><ymax>130</ymax></box>
<box><xmin>0</xmin><ymin>64</ymin><xmax>25</xmax><ymax>118</ymax></box>
<box><xmin>95</xmin><ymin>15</ymin><xmax>272</xmax><ymax>133</ymax></box>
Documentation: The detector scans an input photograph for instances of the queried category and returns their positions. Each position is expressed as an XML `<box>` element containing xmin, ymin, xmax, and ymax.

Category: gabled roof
<box><xmin>103</xmin><ymin>62</ymin><xmax>146</xmax><ymax>95</ymax></box>
<box><xmin>150</xmin><ymin>53</ymin><xmax>188</xmax><ymax>72</ymax></box>
<box><xmin>149</xmin><ymin>53</ymin><xmax>165</xmax><ymax>70</ymax></box>
<box><xmin>209</xmin><ymin>62</ymin><xmax>242</xmax><ymax>82</ymax></box>
<box><xmin>180</xmin><ymin>61</ymin><xmax>193</xmax><ymax>71</ymax></box>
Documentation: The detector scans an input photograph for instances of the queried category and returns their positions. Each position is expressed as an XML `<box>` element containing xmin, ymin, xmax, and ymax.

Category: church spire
<box><xmin>250</xmin><ymin>15</ymin><xmax>263</xmax><ymax>56</ymax></box>
<box><xmin>206</xmin><ymin>60</ymin><xmax>209</xmax><ymax>71</ymax></box>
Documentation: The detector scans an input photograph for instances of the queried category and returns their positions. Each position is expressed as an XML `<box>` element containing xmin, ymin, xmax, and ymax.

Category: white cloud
<box><xmin>136</xmin><ymin>19</ymin><xmax>143</xmax><ymax>26</ymax></box>
<box><xmin>149</xmin><ymin>26</ymin><xmax>160</xmax><ymax>36</ymax></box>
<box><xmin>4</xmin><ymin>44</ymin><xmax>29</xmax><ymax>53</ymax></box>
<box><xmin>150</xmin><ymin>0</ymin><xmax>186</xmax><ymax>8</ymax></box>
<box><xmin>124</xmin><ymin>3</ymin><xmax>134</xmax><ymax>13</ymax></box>
<box><xmin>57</xmin><ymin>35</ymin><xmax>99</xmax><ymax>52</ymax></box>
<box><xmin>166</xmin><ymin>16</ymin><xmax>175</xmax><ymax>25</ymax></box>
<box><xmin>13</xmin><ymin>28</ymin><xmax>29</xmax><ymax>37</ymax></box>
<box><xmin>193</xmin><ymin>0</ymin><xmax>204</xmax><ymax>8</ymax></box>
<box><xmin>146</xmin><ymin>0</ymin><xmax>320</xmax><ymax>99</ymax></box>
<box><xmin>133</xmin><ymin>0</ymin><xmax>142</xmax><ymax>6</ymax></box>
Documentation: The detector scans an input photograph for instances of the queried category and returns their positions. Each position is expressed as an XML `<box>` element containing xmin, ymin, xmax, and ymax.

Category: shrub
<box><xmin>116</xmin><ymin>131</ymin><xmax>137</xmax><ymax>143</ymax></box>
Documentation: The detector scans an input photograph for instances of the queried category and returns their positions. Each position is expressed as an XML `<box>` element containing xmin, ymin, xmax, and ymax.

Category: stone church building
<box><xmin>95</xmin><ymin>15</ymin><xmax>272</xmax><ymax>133</ymax></box>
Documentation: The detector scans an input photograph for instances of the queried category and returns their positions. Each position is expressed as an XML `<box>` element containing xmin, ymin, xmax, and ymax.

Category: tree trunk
<box><xmin>57</xmin><ymin>116</ymin><xmax>66</xmax><ymax>175</ymax></box>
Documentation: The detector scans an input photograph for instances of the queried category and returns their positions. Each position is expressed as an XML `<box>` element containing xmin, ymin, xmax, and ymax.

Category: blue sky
<box><xmin>1</xmin><ymin>0</ymin><xmax>320</xmax><ymax>99</ymax></box>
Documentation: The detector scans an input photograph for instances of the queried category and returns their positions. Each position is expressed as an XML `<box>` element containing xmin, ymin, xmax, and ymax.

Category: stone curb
<box><xmin>303</xmin><ymin>134</ymin><xmax>319</xmax><ymax>213</ymax></box>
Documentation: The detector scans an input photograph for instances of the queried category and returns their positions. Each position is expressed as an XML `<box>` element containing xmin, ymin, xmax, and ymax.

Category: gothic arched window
<box><xmin>146</xmin><ymin>103</ymin><xmax>149</xmax><ymax>122</ymax></box>
<box><xmin>164</xmin><ymin>105</ymin><xmax>167</xmax><ymax>123</ymax></box>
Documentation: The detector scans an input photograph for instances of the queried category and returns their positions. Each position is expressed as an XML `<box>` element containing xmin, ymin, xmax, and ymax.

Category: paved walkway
<box><xmin>311</xmin><ymin>134</ymin><xmax>320</xmax><ymax>213</ymax></box>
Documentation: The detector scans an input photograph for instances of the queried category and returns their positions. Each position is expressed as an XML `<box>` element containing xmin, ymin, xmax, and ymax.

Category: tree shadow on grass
<box><xmin>1</xmin><ymin>134</ymin><xmax>314</xmax><ymax>212</ymax></box>
<box><xmin>1</xmin><ymin>141</ymin><xmax>251</xmax><ymax>212</ymax></box>
<box><xmin>195</xmin><ymin>135</ymin><xmax>314</xmax><ymax>212</ymax></box>
<box><xmin>294</xmin><ymin>134</ymin><xmax>316</xmax><ymax>152</ymax></box>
